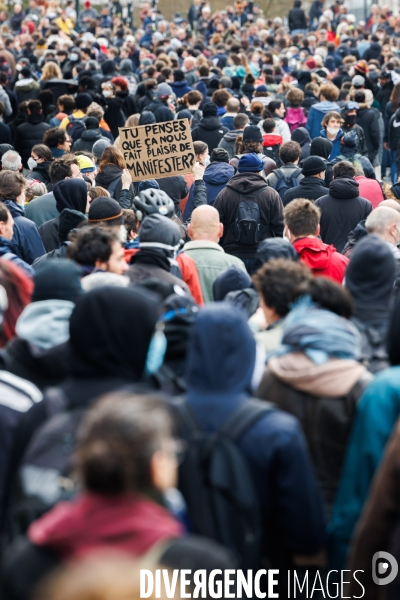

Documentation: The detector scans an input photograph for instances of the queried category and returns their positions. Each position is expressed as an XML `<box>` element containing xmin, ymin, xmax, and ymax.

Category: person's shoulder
<box><xmin>0</xmin><ymin>370</ymin><xmax>42</xmax><ymax>413</ymax></box>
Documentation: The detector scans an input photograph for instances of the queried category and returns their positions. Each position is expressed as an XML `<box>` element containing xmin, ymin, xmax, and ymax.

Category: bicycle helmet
<box><xmin>133</xmin><ymin>188</ymin><xmax>175</xmax><ymax>221</ymax></box>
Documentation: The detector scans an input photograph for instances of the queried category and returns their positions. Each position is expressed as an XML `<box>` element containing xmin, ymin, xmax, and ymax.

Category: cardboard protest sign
<box><xmin>119</xmin><ymin>120</ymin><xmax>195</xmax><ymax>181</ymax></box>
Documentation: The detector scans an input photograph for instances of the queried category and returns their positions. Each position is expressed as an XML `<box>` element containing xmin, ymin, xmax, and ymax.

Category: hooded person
<box><xmin>331</xmin><ymin>130</ymin><xmax>374</xmax><ymax>178</ymax></box>
<box><xmin>127</xmin><ymin>214</ymin><xmax>191</xmax><ymax>295</ymax></box>
<box><xmin>181</xmin><ymin>303</ymin><xmax>325</xmax><ymax>574</ymax></box>
<box><xmin>71</xmin><ymin>117</ymin><xmax>110</xmax><ymax>154</ymax></box>
<box><xmin>138</xmin><ymin>111</ymin><xmax>156</xmax><ymax>126</ymax></box>
<box><xmin>310</xmin><ymin>136</ymin><xmax>333</xmax><ymax>187</ymax></box>
<box><xmin>183</xmin><ymin>148</ymin><xmax>235</xmax><ymax>221</ymax></box>
<box><xmin>258</xmin><ymin>292</ymin><xmax>372</xmax><ymax>512</ymax></box>
<box><xmin>190</xmin><ymin>102</ymin><xmax>229</xmax><ymax>153</ymax></box>
<box><xmin>345</xmin><ymin>234</ymin><xmax>397</xmax><ymax>373</ymax></box>
<box><xmin>147</xmin><ymin>83</ymin><xmax>175</xmax><ymax>123</ymax></box>
<box><xmin>38</xmin><ymin>179</ymin><xmax>88</xmax><ymax>252</ymax></box>
<box><xmin>7</xmin><ymin>285</ymin><xmax>161</xmax><ymax>481</ymax></box>
<box><xmin>212</xmin><ymin>265</ymin><xmax>252</xmax><ymax>302</ymax></box>
<box><xmin>0</xmin><ymin>259</ymin><xmax>83</xmax><ymax>390</ymax></box>
<box><xmin>291</xmin><ymin>127</ymin><xmax>311</xmax><ymax>162</ymax></box>
<box><xmin>33</xmin><ymin>209</ymin><xmax>87</xmax><ymax>268</ymax></box>
<box><xmin>315</xmin><ymin>160</ymin><xmax>373</xmax><ymax>253</ymax></box>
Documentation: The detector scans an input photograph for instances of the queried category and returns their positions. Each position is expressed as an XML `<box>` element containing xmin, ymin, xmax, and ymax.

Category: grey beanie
<box><xmin>92</xmin><ymin>138</ymin><xmax>111</xmax><ymax>160</ymax></box>
<box><xmin>139</xmin><ymin>214</ymin><xmax>181</xmax><ymax>248</ymax></box>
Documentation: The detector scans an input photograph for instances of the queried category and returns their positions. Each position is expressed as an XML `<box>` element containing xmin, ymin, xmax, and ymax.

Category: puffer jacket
<box><xmin>72</xmin><ymin>129</ymin><xmax>110</xmax><ymax>153</ymax></box>
<box><xmin>14</xmin><ymin>114</ymin><xmax>50</xmax><ymax>168</ymax></box>
<box><xmin>315</xmin><ymin>177</ymin><xmax>373</xmax><ymax>253</ymax></box>
<box><xmin>258</xmin><ymin>355</ymin><xmax>372</xmax><ymax>511</ymax></box>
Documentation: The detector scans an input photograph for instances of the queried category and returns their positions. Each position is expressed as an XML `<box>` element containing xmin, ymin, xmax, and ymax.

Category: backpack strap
<box><xmin>273</xmin><ymin>168</ymin><xmax>284</xmax><ymax>180</ymax></box>
<box><xmin>218</xmin><ymin>398</ymin><xmax>275</xmax><ymax>442</ymax></box>
<box><xmin>292</xmin><ymin>168</ymin><xmax>302</xmax><ymax>179</ymax></box>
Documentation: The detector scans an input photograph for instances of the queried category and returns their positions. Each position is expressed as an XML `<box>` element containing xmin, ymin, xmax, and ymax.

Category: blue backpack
<box><xmin>273</xmin><ymin>168</ymin><xmax>302</xmax><ymax>201</ymax></box>
<box><xmin>66</xmin><ymin>115</ymin><xmax>86</xmax><ymax>142</ymax></box>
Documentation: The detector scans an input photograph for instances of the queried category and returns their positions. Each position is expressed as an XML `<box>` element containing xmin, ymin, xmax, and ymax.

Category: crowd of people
<box><xmin>0</xmin><ymin>0</ymin><xmax>399</xmax><ymax>598</ymax></box>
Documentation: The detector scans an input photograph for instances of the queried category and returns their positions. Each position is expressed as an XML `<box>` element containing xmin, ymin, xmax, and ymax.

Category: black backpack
<box><xmin>232</xmin><ymin>192</ymin><xmax>265</xmax><ymax>245</ymax></box>
<box><xmin>262</xmin><ymin>144</ymin><xmax>281</xmax><ymax>168</ymax></box>
<box><xmin>66</xmin><ymin>115</ymin><xmax>86</xmax><ymax>142</ymax></box>
<box><xmin>5</xmin><ymin>388</ymin><xmax>82</xmax><ymax>541</ymax></box>
<box><xmin>273</xmin><ymin>167</ymin><xmax>302</xmax><ymax>202</ymax></box>
<box><xmin>173</xmin><ymin>397</ymin><xmax>274</xmax><ymax>569</ymax></box>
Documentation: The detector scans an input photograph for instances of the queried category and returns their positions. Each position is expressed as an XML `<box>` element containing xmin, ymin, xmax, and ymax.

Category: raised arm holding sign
<box><xmin>119</xmin><ymin>120</ymin><xmax>195</xmax><ymax>181</ymax></box>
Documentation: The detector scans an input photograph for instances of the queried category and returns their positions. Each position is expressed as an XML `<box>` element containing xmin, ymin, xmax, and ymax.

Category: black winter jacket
<box><xmin>388</xmin><ymin>108</ymin><xmax>400</xmax><ymax>152</ymax></box>
<box><xmin>72</xmin><ymin>128</ymin><xmax>110</xmax><ymax>153</ymax></box>
<box><xmin>213</xmin><ymin>172</ymin><xmax>284</xmax><ymax>259</ymax></box>
<box><xmin>356</xmin><ymin>105</ymin><xmax>381</xmax><ymax>161</ymax></box>
<box><xmin>288</xmin><ymin>6</ymin><xmax>307</xmax><ymax>30</ymax></box>
<box><xmin>258</xmin><ymin>366</ymin><xmax>373</xmax><ymax>511</ymax></box>
<box><xmin>28</xmin><ymin>161</ymin><xmax>52</xmax><ymax>190</ymax></box>
<box><xmin>283</xmin><ymin>176</ymin><xmax>327</xmax><ymax>206</ymax></box>
<box><xmin>376</xmin><ymin>81</ymin><xmax>394</xmax><ymax>113</ymax></box>
<box><xmin>14</xmin><ymin>114</ymin><xmax>50</xmax><ymax>168</ymax></box>
<box><xmin>315</xmin><ymin>178</ymin><xmax>373</xmax><ymax>253</ymax></box>
<box><xmin>95</xmin><ymin>165</ymin><xmax>134</xmax><ymax>207</ymax></box>
<box><xmin>191</xmin><ymin>116</ymin><xmax>229</xmax><ymax>153</ymax></box>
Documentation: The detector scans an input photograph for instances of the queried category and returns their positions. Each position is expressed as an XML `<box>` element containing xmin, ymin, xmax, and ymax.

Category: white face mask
<box><xmin>327</xmin><ymin>127</ymin><xmax>339</xmax><ymax>136</ymax></box>
<box><xmin>69</xmin><ymin>53</ymin><xmax>79</xmax><ymax>62</ymax></box>
<box><xmin>102</xmin><ymin>90</ymin><xmax>112</xmax><ymax>98</ymax></box>
<box><xmin>27</xmin><ymin>157</ymin><xmax>37</xmax><ymax>170</ymax></box>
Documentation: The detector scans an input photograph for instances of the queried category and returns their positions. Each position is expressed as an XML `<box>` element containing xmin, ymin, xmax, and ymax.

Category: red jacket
<box><xmin>293</xmin><ymin>237</ymin><xmax>349</xmax><ymax>283</ymax></box>
<box><xmin>262</xmin><ymin>133</ymin><xmax>283</xmax><ymax>148</ymax></box>
<box><xmin>354</xmin><ymin>176</ymin><xmax>384</xmax><ymax>208</ymax></box>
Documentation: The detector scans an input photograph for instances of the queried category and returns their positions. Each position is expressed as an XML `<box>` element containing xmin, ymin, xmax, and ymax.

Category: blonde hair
<box><xmin>86</xmin><ymin>102</ymin><xmax>105</xmax><ymax>120</ymax></box>
<box><xmin>41</xmin><ymin>61</ymin><xmax>62</xmax><ymax>81</ymax></box>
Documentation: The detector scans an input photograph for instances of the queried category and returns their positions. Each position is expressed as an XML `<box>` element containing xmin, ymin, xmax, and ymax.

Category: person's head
<box><xmin>284</xmin><ymin>198</ymin><xmax>321</xmax><ymax>242</ymax></box>
<box><xmin>237</xmin><ymin>152</ymin><xmax>264</xmax><ymax>175</ymax></box>
<box><xmin>301</xmin><ymin>156</ymin><xmax>326</xmax><ymax>179</ymax></box>
<box><xmin>1</xmin><ymin>151</ymin><xmax>22</xmax><ymax>172</ymax></box>
<box><xmin>332</xmin><ymin>160</ymin><xmax>356</xmax><ymax>179</ymax></box>
<box><xmin>310</xmin><ymin>136</ymin><xmax>333</xmax><ymax>160</ymax></box>
<box><xmin>86</xmin><ymin>102</ymin><xmax>105</xmax><ymax>121</ymax></box>
<box><xmin>253</xmin><ymin>258</ymin><xmax>312</xmax><ymax>324</ymax></box>
<box><xmin>30</xmin><ymin>144</ymin><xmax>52</xmax><ymax>167</ymax></box>
<box><xmin>31</xmin><ymin>259</ymin><xmax>83</xmax><ymax>304</ymax></box>
<box><xmin>226</xmin><ymin>98</ymin><xmax>240</xmax><ymax>114</ymax></box>
<box><xmin>49</xmin><ymin>155</ymin><xmax>82</xmax><ymax>186</ymax></box>
<box><xmin>75</xmin><ymin>87</ymin><xmax>93</xmax><ymax>109</ymax></box>
<box><xmin>68</xmin><ymin>225</ymin><xmax>128</xmax><ymax>275</ymax></box>
<box><xmin>54</xmin><ymin>178</ymin><xmax>89</xmax><ymax>215</ymax></box>
<box><xmin>88</xmin><ymin>196</ymin><xmax>125</xmax><ymax>229</ymax></box>
<box><xmin>57</xmin><ymin>94</ymin><xmax>75</xmax><ymax>113</ymax></box>
<box><xmin>98</xmin><ymin>146</ymin><xmax>126</xmax><ymax>173</ymax></box>
<box><xmin>193</xmin><ymin>140</ymin><xmax>208</xmax><ymax>166</ymax></box>
<box><xmin>319</xmin><ymin>82</ymin><xmax>339</xmax><ymax>102</ymax></box>
<box><xmin>365</xmin><ymin>206</ymin><xmax>400</xmax><ymax>247</ymax></box>
<box><xmin>233</xmin><ymin>113</ymin><xmax>249</xmax><ymax>131</ymax></box>
<box><xmin>41</xmin><ymin>60</ymin><xmax>62</xmax><ymax>80</ymax></box>
<box><xmin>321</xmin><ymin>110</ymin><xmax>343</xmax><ymax>137</ymax></box>
<box><xmin>76</xmin><ymin>392</ymin><xmax>177</xmax><ymax>496</ymax></box>
<box><xmin>291</xmin><ymin>276</ymin><xmax>354</xmax><ymax>319</ymax></box>
<box><xmin>76</xmin><ymin>155</ymin><xmax>97</xmax><ymax>182</ymax></box>
<box><xmin>188</xmin><ymin>205</ymin><xmax>223</xmax><ymax>244</ymax></box>
<box><xmin>279</xmin><ymin>141</ymin><xmax>302</xmax><ymax>165</ymax></box>
<box><xmin>268</xmin><ymin>100</ymin><xmax>285</xmax><ymax>118</ymax></box>
<box><xmin>43</xmin><ymin>127</ymin><xmax>71</xmax><ymax>152</ymax></box>
<box><xmin>286</xmin><ymin>87</ymin><xmax>304</xmax><ymax>107</ymax></box>
<box><xmin>262</xmin><ymin>117</ymin><xmax>276</xmax><ymax>134</ymax></box>
<box><xmin>0</xmin><ymin>204</ymin><xmax>14</xmax><ymax>241</ymax></box>
<box><xmin>0</xmin><ymin>259</ymin><xmax>33</xmax><ymax>348</ymax></box>
<box><xmin>0</xmin><ymin>171</ymin><xmax>26</xmax><ymax>205</ymax></box>
<box><xmin>68</xmin><ymin>285</ymin><xmax>159</xmax><ymax>380</ymax></box>
<box><xmin>345</xmin><ymin>234</ymin><xmax>397</xmax><ymax>321</ymax></box>
<box><xmin>121</xmin><ymin>208</ymin><xmax>138</xmax><ymax>241</ymax></box>
<box><xmin>111</xmin><ymin>76</ymin><xmax>129</xmax><ymax>93</ymax></box>
<box><xmin>185</xmin><ymin>90</ymin><xmax>202</xmax><ymax>109</ymax></box>
<box><xmin>305</xmin><ymin>81</ymin><xmax>320</xmax><ymax>97</ymax></box>
<box><xmin>185</xmin><ymin>303</ymin><xmax>259</xmax><ymax>394</ymax></box>
<box><xmin>27</xmin><ymin>99</ymin><xmax>42</xmax><ymax>116</ymax></box>
<box><xmin>250</xmin><ymin>100</ymin><xmax>264</xmax><ymax>116</ymax></box>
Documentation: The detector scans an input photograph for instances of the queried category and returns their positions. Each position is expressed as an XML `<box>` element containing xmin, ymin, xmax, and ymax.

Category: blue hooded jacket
<box><xmin>4</xmin><ymin>200</ymin><xmax>45</xmax><ymax>265</ymax></box>
<box><xmin>183</xmin><ymin>162</ymin><xmax>234</xmax><ymax>221</ymax></box>
<box><xmin>306</xmin><ymin>100</ymin><xmax>341</xmax><ymax>139</ymax></box>
<box><xmin>185</xmin><ymin>304</ymin><xmax>326</xmax><ymax>561</ymax></box>
<box><xmin>320</xmin><ymin>127</ymin><xmax>343</xmax><ymax>160</ymax></box>
<box><xmin>171</xmin><ymin>79</ymin><xmax>193</xmax><ymax>99</ymax></box>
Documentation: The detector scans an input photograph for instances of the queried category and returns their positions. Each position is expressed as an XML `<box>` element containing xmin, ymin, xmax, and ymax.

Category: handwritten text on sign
<box><xmin>119</xmin><ymin>120</ymin><xmax>195</xmax><ymax>181</ymax></box>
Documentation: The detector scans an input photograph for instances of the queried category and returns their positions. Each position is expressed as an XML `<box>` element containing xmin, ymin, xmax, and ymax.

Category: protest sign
<box><xmin>119</xmin><ymin>120</ymin><xmax>195</xmax><ymax>181</ymax></box>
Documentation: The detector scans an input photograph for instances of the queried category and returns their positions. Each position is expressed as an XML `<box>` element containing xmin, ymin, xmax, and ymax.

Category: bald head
<box><xmin>188</xmin><ymin>205</ymin><xmax>223</xmax><ymax>243</ymax></box>
<box><xmin>365</xmin><ymin>206</ymin><xmax>400</xmax><ymax>246</ymax></box>
<box><xmin>379</xmin><ymin>199</ymin><xmax>400</xmax><ymax>212</ymax></box>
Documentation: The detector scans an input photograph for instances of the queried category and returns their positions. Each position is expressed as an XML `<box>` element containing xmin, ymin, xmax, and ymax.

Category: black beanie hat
<box><xmin>174</xmin><ymin>69</ymin><xmax>185</xmax><ymax>81</ymax></box>
<box><xmin>210</xmin><ymin>148</ymin><xmax>230</xmax><ymax>163</ymax></box>
<box><xmin>203</xmin><ymin>102</ymin><xmax>218</xmax><ymax>117</ymax></box>
<box><xmin>85</xmin><ymin>116</ymin><xmax>99</xmax><ymax>129</ymax></box>
<box><xmin>243</xmin><ymin>125</ymin><xmax>263</xmax><ymax>143</ymax></box>
<box><xmin>32</xmin><ymin>259</ymin><xmax>83</xmax><ymax>303</ymax></box>
<box><xmin>59</xmin><ymin>208</ymin><xmax>87</xmax><ymax>242</ymax></box>
<box><xmin>301</xmin><ymin>156</ymin><xmax>327</xmax><ymax>176</ymax></box>
<box><xmin>88</xmin><ymin>197</ymin><xmax>124</xmax><ymax>226</ymax></box>
<box><xmin>75</xmin><ymin>93</ymin><xmax>93</xmax><ymax>110</ymax></box>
